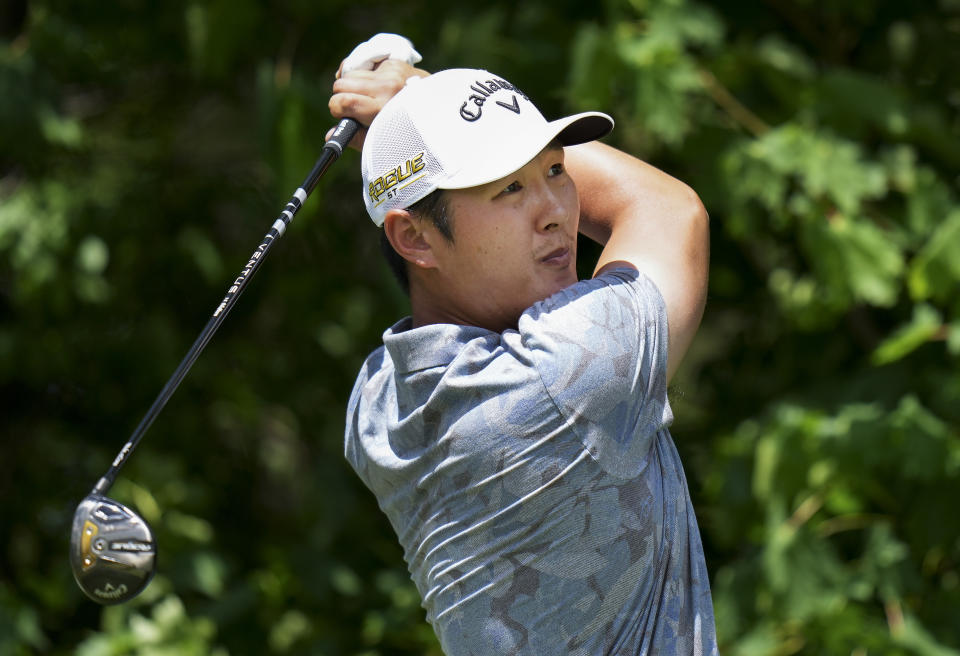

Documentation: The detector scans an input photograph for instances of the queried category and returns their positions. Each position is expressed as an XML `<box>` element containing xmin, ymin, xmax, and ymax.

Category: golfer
<box><xmin>330</xmin><ymin>54</ymin><xmax>715</xmax><ymax>655</ymax></box>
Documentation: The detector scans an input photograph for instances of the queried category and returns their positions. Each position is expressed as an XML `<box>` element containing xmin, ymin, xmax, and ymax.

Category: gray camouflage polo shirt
<box><xmin>344</xmin><ymin>268</ymin><xmax>718</xmax><ymax>655</ymax></box>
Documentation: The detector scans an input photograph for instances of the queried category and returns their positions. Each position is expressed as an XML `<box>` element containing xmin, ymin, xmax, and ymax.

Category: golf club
<box><xmin>69</xmin><ymin>118</ymin><xmax>358</xmax><ymax>605</ymax></box>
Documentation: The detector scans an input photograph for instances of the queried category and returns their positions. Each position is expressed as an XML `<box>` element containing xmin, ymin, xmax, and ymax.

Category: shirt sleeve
<box><xmin>515</xmin><ymin>267</ymin><xmax>672</xmax><ymax>479</ymax></box>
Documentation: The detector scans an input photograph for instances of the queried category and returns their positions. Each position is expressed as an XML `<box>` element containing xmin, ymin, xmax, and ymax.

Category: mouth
<box><xmin>539</xmin><ymin>247</ymin><xmax>572</xmax><ymax>268</ymax></box>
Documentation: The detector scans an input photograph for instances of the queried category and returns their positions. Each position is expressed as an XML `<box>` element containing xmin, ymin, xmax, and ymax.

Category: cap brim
<box><xmin>554</xmin><ymin>112</ymin><xmax>614</xmax><ymax>146</ymax></box>
<box><xmin>439</xmin><ymin>111</ymin><xmax>614</xmax><ymax>190</ymax></box>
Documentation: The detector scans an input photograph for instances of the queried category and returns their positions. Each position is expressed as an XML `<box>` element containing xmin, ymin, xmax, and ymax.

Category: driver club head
<box><xmin>70</xmin><ymin>494</ymin><xmax>156</xmax><ymax>604</ymax></box>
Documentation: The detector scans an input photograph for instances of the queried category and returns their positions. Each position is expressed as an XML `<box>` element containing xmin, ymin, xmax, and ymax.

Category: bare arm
<box><xmin>565</xmin><ymin>142</ymin><xmax>710</xmax><ymax>382</ymax></box>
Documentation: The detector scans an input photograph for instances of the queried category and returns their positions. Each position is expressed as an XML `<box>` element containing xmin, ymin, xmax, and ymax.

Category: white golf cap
<box><xmin>360</xmin><ymin>68</ymin><xmax>614</xmax><ymax>226</ymax></box>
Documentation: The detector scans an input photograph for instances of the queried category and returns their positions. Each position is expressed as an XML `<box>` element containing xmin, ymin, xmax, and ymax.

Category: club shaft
<box><xmin>92</xmin><ymin>118</ymin><xmax>359</xmax><ymax>496</ymax></box>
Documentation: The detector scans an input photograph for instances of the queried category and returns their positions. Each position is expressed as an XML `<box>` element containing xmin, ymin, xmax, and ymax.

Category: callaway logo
<box><xmin>459</xmin><ymin>79</ymin><xmax>529</xmax><ymax>122</ymax></box>
<box><xmin>110</xmin><ymin>540</ymin><xmax>153</xmax><ymax>552</ymax></box>
<box><xmin>94</xmin><ymin>582</ymin><xmax>129</xmax><ymax>600</ymax></box>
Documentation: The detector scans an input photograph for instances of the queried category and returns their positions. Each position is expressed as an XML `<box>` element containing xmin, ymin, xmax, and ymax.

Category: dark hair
<box><xmin>380</xmin><ymin>189</ymin><xmax>453</xmax><ymax>294</ymax></box>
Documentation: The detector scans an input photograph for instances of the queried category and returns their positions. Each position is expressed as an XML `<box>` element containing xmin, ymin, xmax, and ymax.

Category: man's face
<box><xmin>427</xmin><ymin>144</ymin><xmax>580</xmax><ymax>332</ymax></box>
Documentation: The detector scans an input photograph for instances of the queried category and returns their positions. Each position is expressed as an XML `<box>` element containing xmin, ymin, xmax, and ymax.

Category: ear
<box><xmin>382</xmin><ymin>209</ymin><xmax>439</xmax><ymax>270</ymax></box>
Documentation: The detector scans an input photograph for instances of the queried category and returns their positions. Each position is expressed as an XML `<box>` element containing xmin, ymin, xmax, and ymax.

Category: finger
<box><xmin>337</xmin><ymin>58</ymin><xmax>425</xmax><ymax>82</ymax></box>
<box><xmin>333</xmin><ymin>71</ymin><xmax>430</xmax><ymax>109</ymax></box>
<box><xmin>334</xmin><ymin>61</ymin><xmax>409</xmax><ymax>90</ymax></box>
<box><xmin>328</xmin><ymin>92</ymin><xmax>388</xmax><ymax>129</ymax></box>
<box><xmin>372</xmin><ymin>58</ymin><xmax>427</xmax><ymax>77</ymax></box>
<box><xmin>332</xmin><ymin>71</ymin><xmax>393</xmax><ymax>94</ymax></box>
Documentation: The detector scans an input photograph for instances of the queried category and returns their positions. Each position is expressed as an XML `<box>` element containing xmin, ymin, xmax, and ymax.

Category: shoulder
<box><xmin>518</xmin><ymin>266</ymin><xmax>666</xmax><ymax>342</ymax></box>
<box><xmin>346</xmin><ymin>344</ymin><xmax>390</xmax><ymax>418</ymax></box>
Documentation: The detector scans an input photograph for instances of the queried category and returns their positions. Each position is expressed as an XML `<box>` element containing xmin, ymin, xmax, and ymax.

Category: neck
<box><xmin>409</xmin><ymin>281</ymin><xmax>465</xmax><ymax>329</ymax></box>
<box><xmin>408</xmin><ymin>279</ymin><xmax>515</xmax><ymax>333</ymax></box>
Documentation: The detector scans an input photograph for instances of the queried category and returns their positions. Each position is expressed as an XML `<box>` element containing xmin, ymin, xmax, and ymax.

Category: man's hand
<box><xmin>327</xmin><ymin>59</ymin><xmax>429</xmax><ymax>150</ymax></box>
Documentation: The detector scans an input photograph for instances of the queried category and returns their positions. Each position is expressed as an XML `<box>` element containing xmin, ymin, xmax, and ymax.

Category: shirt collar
<box><xmin>383</xmin><ymin>317</ymin><xmax>495</xmax><ymax>374</ymax></box>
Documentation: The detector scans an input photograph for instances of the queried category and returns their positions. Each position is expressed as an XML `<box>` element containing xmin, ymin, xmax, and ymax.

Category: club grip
<box><xmin>323</xmin><ymin>118</ymin><xmax>360</xmax><ymax>156</ymax></box>
<box><xmin>300</xmin><ymin>118</ymin><xmax>360</xmax><ymax>197</ymax></box>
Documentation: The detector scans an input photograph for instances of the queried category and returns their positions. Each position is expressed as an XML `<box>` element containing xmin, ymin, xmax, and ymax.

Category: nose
<box><xmin>535</xmin><ymin>181</ymin><xmax>576</xmax><ymax>233</ymax></box>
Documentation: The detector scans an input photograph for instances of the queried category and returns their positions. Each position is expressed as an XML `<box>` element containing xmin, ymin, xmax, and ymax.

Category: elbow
<box><xmin>681</xmin><ymin>183</ymin><xmax>710</xmax><ymax>252</ymax></box>
<box><xmin>694</xmin><ymin>194</ymin><xmax>710</xmax><ymax>237</ymax></box>
<box><xmin>681</xmin><ymin>184</ymin><xmax>710</xmax><ymax>300</ymax></box>
<box><xmin>680</xmin><ymin>182</ymin><xmax>709</xmax><ymax>230</ymax></box>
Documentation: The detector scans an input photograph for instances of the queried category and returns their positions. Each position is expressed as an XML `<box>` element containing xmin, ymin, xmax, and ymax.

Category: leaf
<box><xmin>268</xmin><ymin>610</ymin><xmax>311</xmax><ymax>652</ymax></box>
<box><xmin>177</xmin><ymin>227</ymin><xmax>223</xmax><ymax>285</ymax></box>
<box><xmin>801</xmin><ymin>140</ymin><xmax>887</xmax><ymax>216</ymax></box>
<box><xmin>871</xmin><ymin>304</ymin><xmax>943</xmax><ymax>365</ymax></box>
<box><xmin>75</xmin><ymin>235</ymin><xmax>109</xmax><ymax>274</ymax></box>
<box><xmin>892</xmin><ymin>611</ymin><xmax>960</xmax><ymax>656</ymax></box>
<box><xmin>189</xmin><ymin>551</ymin><xmax>227</xmax><ymax>597</ymax></box>
<box><xmin>584</xmin><ymin>0</ymin><xmax>725</xmax><ymax>145</ymax></box>
<box><xmin>881</xmin><ymin>144</ymin><xmax>918</xmax><ymax>194</ymax></box>
<box><xmin>724</xmin><ymin>125</ymin><xmax>888</xmax><ymax>237</ymax></box>
<box><xmin>819</xmin><ymin>70</ymin><xmax>911</xmax><ymax>138</ymax></box>
<box><xmin>801</xmin><ymin>213</ymin><xmax>904</xmax><ymax>307</ymax></box>
<box><xmin>39</xmin><ymin>106</ymin><xmax>84</xmax><ymax>147</ymax></box>
<box><xmin>906</xmin><ymin>168</ymin><xmax>957</xmax><ymax>239</ymax></box>
<box><xmin>949</xmin><ymin>322</ymin><xmax>960</xmax><ymax>355</ymax></box>
<box><xmin>0</xmin><ymin>181</ymin><xmax>70</xmax><ymax>282</ymax></box>
<box><xmin>166</xmin><ymin>510</ymin><xmax>214</xmax><ymax>543</ymax></box>
<box><xmin>908</xmin><ymin>210</ymin><xmax>960</xmax><ymax>303</ymax></box>
<box><xmin>569</xmin><ymin>24</ymin><xmax>618</xmax><ymax>109</ymax></box>
<box><xmin>755</xmin><ymin>35</ymin><xmax>815</xmax><ymax>78</ymax></box>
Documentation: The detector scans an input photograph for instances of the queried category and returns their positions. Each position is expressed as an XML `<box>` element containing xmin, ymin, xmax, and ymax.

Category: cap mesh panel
<box><xmin>364</xmin><ymin>102</ymin><xmax>442</xmax><ymax>221</ymax></box>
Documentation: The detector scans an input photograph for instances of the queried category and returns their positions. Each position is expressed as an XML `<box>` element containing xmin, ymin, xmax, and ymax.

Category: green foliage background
<box><xmin>2</xmin><ymin>0</ymin><xmax>958</xmax><ymax>654</ymax></box>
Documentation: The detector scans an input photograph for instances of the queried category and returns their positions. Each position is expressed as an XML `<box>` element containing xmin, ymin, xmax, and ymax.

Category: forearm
<box><xmin>566</xmin><ymin>142</ymin><xmax>701</xmax><ymax>249</ymax></box>
<box><xmin>565</xmin><ymin>141</ymin><xmax>710</xmax><ymax>381</ymax></box>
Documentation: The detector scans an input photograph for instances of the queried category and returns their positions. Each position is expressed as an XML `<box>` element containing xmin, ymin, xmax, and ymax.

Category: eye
<box><xmin>548</xmin><ymin>163</ymin><xmax>565</xmax><ymax>176</ymax></box>
<box><xmin>501</xmin><ymin>180</ymin><xmax>523</xmax><ymax>195</ymax></box>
